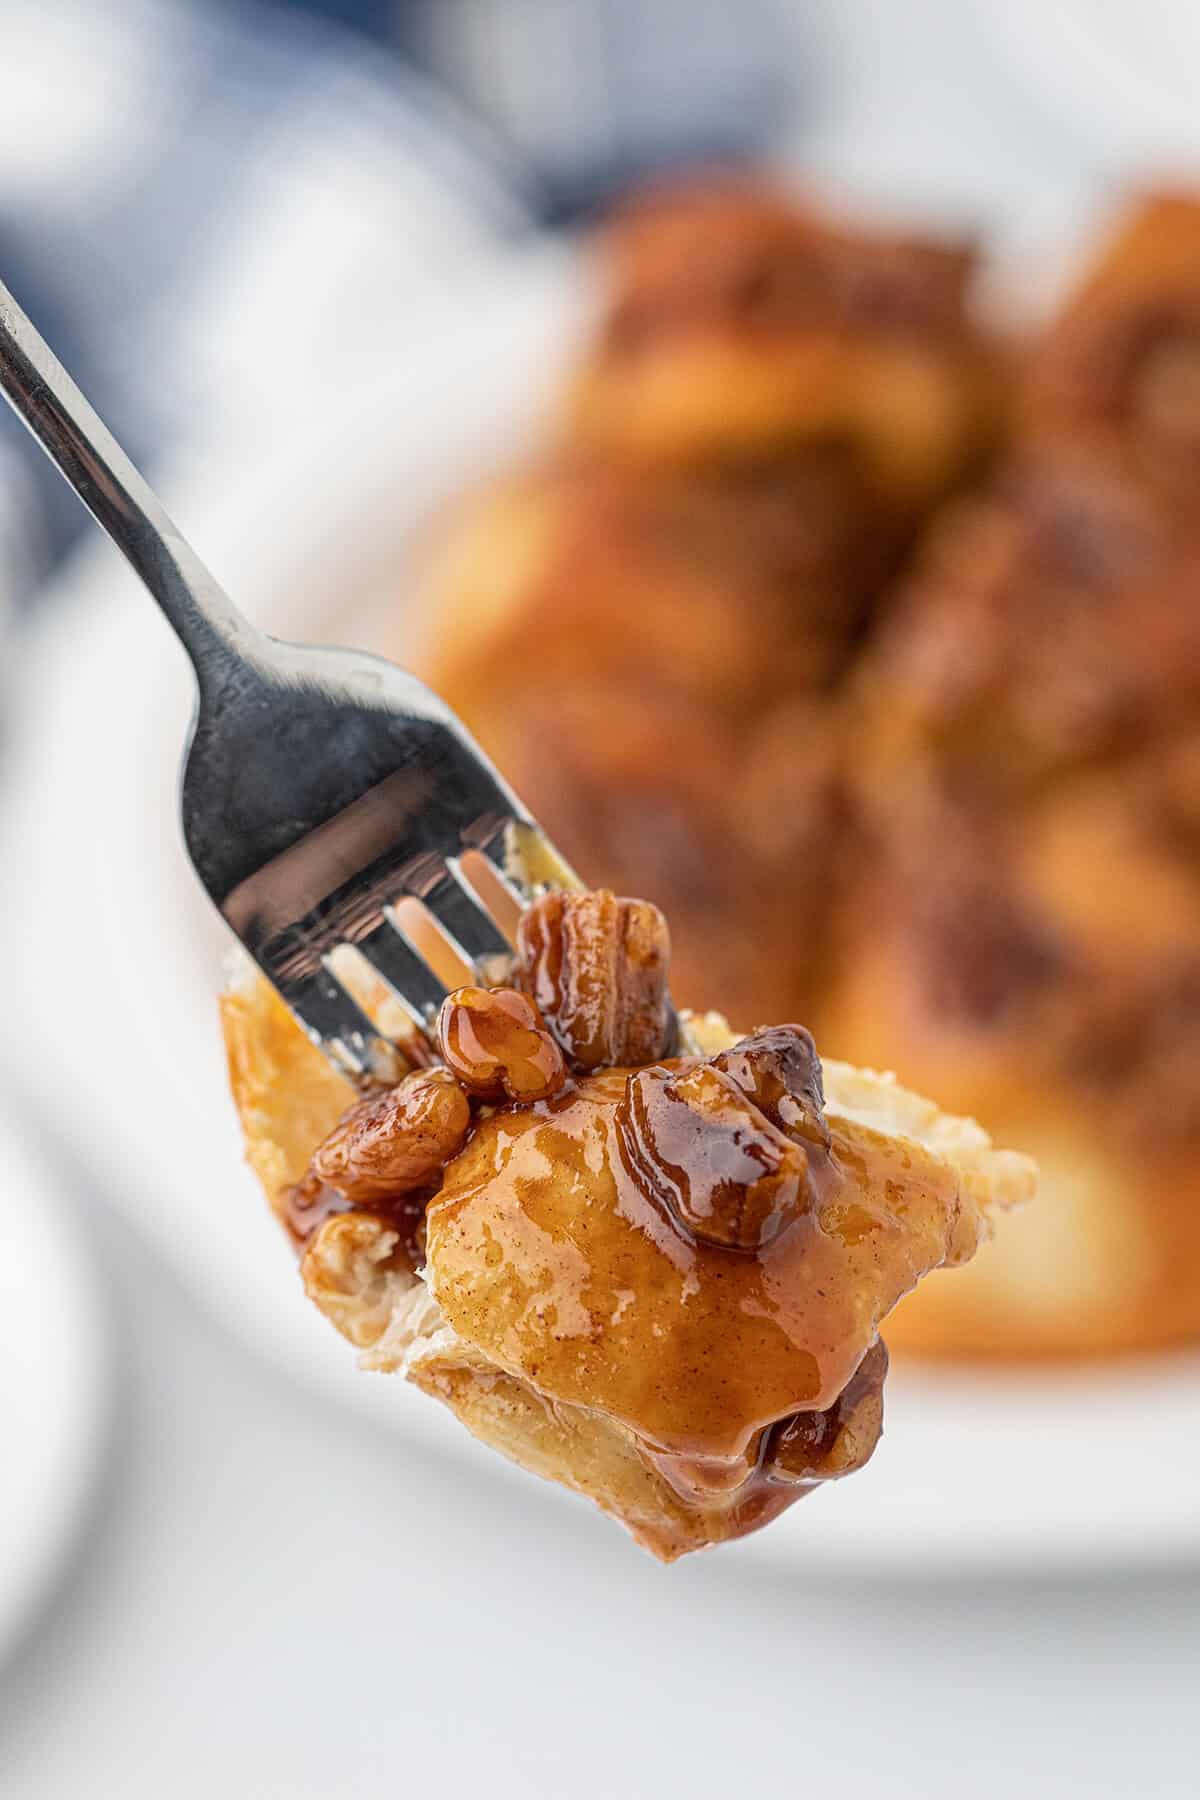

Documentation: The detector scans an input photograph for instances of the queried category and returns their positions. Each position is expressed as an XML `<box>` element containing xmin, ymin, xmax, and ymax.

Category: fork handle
<box><xmin>0</xmin><ymin>276</ymin><xmax>262</xmax><ymax>690</ymax></box>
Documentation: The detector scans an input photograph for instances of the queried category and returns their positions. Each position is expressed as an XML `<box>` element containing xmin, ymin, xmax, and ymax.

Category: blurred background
<box><xmin>3</xmin><ymin>1</ymin><xmax>1200</xmax><ymax>1794</ymax></box>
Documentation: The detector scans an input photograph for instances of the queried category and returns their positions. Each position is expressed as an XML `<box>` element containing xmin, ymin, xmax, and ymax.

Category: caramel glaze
<box><xmin>425</xmin><ymin>1062</ymin><xmax>961</xmax><ymax>1513</ymax></box>
<box><xmin>284</xmin><ymin>1169</ymin><xmax>432</xmax><ymax>1270</ymax></box>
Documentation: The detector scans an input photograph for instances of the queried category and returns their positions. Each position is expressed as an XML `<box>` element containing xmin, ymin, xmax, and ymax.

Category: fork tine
<box><xmin>474</xmin><ymin>832</ymin><xmax>533</xmax><ymax>904</ymax></box>
<box><xmin>415</xmin><ymin>863</ymin><xmax>515</xmax><ymax>970</ymax></box>
<box><xmin>0</xmin><ymin>270</ymin><xmax>586</xmax><ymax>1086</ymax></box>
<box><xmin>275</xmin><ymin>965</ymin><xmax>383</xmax><ymax>1081</ymax></box>
<box><xmin>477</xmin><ymin>821</ymin><xmax>582</xmax><ymax>902</ymax></box>
<box><xmin>355</xmin><ymin>918</ymin><xmax>449</xmax><ymax>1026</ymax></box>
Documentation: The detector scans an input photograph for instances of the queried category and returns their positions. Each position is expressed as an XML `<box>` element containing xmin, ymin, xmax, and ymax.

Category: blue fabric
<box><xmin>0</xmin><ymin>0</ymin><xmax>523</xmax><ymax>595</ymax></box>
<box><xmin>0</xmin><ymin>0</ymin><xmax>792</xmax><ymax>602</ymax></box>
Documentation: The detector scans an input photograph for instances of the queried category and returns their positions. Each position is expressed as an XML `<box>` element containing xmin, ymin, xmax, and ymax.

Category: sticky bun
<box><xmin>223</xmin><ymin>886</ymin><xmax>1033</xmax><ymax>1558</ymax></box>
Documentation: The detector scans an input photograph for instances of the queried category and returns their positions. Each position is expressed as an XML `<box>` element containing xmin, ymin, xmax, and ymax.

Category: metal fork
<box><xmin>0</xmin><ymin>278</ymin><xmax>575</xmax><ymax>1084</ymax></box>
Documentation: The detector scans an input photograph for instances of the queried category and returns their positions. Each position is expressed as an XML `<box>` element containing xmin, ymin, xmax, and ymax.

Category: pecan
<box><xmin>711</xmin><ymin>1024</ymin><xmax>830</xmax><ymax>1150</ymax></box>
<box><xmin>764</xmin><ymin>1338</ymin><xmax>888</xmax><ymax>1484</ymax></box>
<box><xmin>312</xmin><ymin>1067</ymin><xmax>472</xmax><ymax>1202</ymax></box>
<box><xmin>617</xmin><ymin>1060</ymin><xmax>815</xmax><ymax>1251</ymax></box>
<box><xmin>436</xmin><ymin>986</ymin><xmax>567</xmax><ymax>1102</ymax></box>
<box><xmin>516</xmin><ymin>888</ymin><xmax>672</xmax><ymax>1070</ymax></box>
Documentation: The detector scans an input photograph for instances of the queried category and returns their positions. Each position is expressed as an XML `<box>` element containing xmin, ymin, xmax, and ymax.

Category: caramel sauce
<box><xmin>425</xmin><ymin>1065</ymin><xmax>961</xmax><ymax>1490</ymax></box>
<box><xmin>283</xmin><ymin>1170</ymin><xmax>431</xmax><ymax>1269</ymax></box>
<box><xmin>617</xmin><ymin>1061</ymin><xmax>817</xmax><ymax>1251</ymax></box>
<box><xmin>282</xmin><ymin>1170</ymin><xmax>353</xmax><ymax>1249</ymax></box>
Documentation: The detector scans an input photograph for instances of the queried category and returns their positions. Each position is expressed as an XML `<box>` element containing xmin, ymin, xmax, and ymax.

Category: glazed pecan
<box><xmin>617</xmin><ymin>1059</ymin><xmax>815</xmax><ymax>1251</ymax></box>
<box><xmin>764</xmin><ymin>1338</ymin><xmax>888</xmax><ymax>1484</ymax></box>
<box><xmin>516</xmin><ymin>888</ymin><xmax>672</xmax><ymax>1070</ymax></box>
<box><xmin>312</xmin><ymin>1067</ymin><xmax>472</xmax><ymax>1201</ymax></box>
<box><xmin>436</xmin><ymin>986</ymin><xmax>567</xmax><ymax>1102</ymax></box>
<box><xmin>712</xmin><ymin>1024</ymin><xmax>830</xmax><ymax>1150</ymax></box>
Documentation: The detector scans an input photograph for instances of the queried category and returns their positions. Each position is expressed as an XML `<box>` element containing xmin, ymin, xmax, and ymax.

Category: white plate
<box><xmin>4</xmin><ymin>237</ymin><xmax>1200</xmax><ymax>1577</ymax></box>
<box><xmin>0</xmin><ymin>1094</ymin><xmax>109</xmax><ymax>1660</ymax></box>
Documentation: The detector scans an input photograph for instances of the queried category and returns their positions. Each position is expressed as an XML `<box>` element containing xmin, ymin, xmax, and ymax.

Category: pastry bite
<box><xmin>223</xmin><ymin>885</ymin><xmax>1034</xmax><ymax>1559</ymax></box>
<box><xmin>1023</xmin><ymin>192</ymin><xmax>1200</xmax><ymax>502</ymax></box>
<box><xmin>567</xmin><ymin>174</ymin><xmax>1002</xmax><ymax>511</ymax></box>
<box><xmin>823</xmin><ymin>737</ymin><xmax>1200</xmax><ymax>1359</ymax></box>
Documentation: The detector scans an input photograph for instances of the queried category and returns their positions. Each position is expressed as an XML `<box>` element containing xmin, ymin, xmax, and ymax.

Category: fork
<box><xmin>0</xmin><ymin>277</ymin><xmax>575</xmax><ymax>1084</ymax></box>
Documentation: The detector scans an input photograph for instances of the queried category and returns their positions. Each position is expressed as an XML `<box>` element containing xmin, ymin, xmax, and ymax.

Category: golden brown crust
<box><xmin>852</xmin><ymin>445</ymin><xmax>1200</xmax><ymax>795</ymax></box>
<box><xmin>1023</xmin><ymin>193</ymin><xmax>1200</xmax><ymax>500</ymax></box>
<box><xmin>817</xmin><ymin>202</ymin><xmax>1200</xmax><ymax>1358</ymax></box>
<box><xmin>221</xmin><ymin>970</ymin><xmax>356</xmax><ymax>1228</ymax></box>
<box><xmin>824</xmin><ymin>736</ymin><xmax>1200</xmax><ymax>1358</ymax></box>
<box><xmin>568</xmin><ymin>175</ymin><xmax>1001</xmax><ymax>508</ymax></box>
<box><xmin>403</xmin><ymin>1351</ymin><xmax>798</xmax><ymax>1562</ymax></box>
<box><xmin>421</xmin><ymin>456</ymin><xmax>891</xmax><ymax>715</ymax></box>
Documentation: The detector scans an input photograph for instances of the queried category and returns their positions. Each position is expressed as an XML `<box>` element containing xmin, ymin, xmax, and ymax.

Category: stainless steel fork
<box><xmin>0</xmin><ymin>278</ymin><xmax>575</xmax><ymax>1083</ymax></box>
